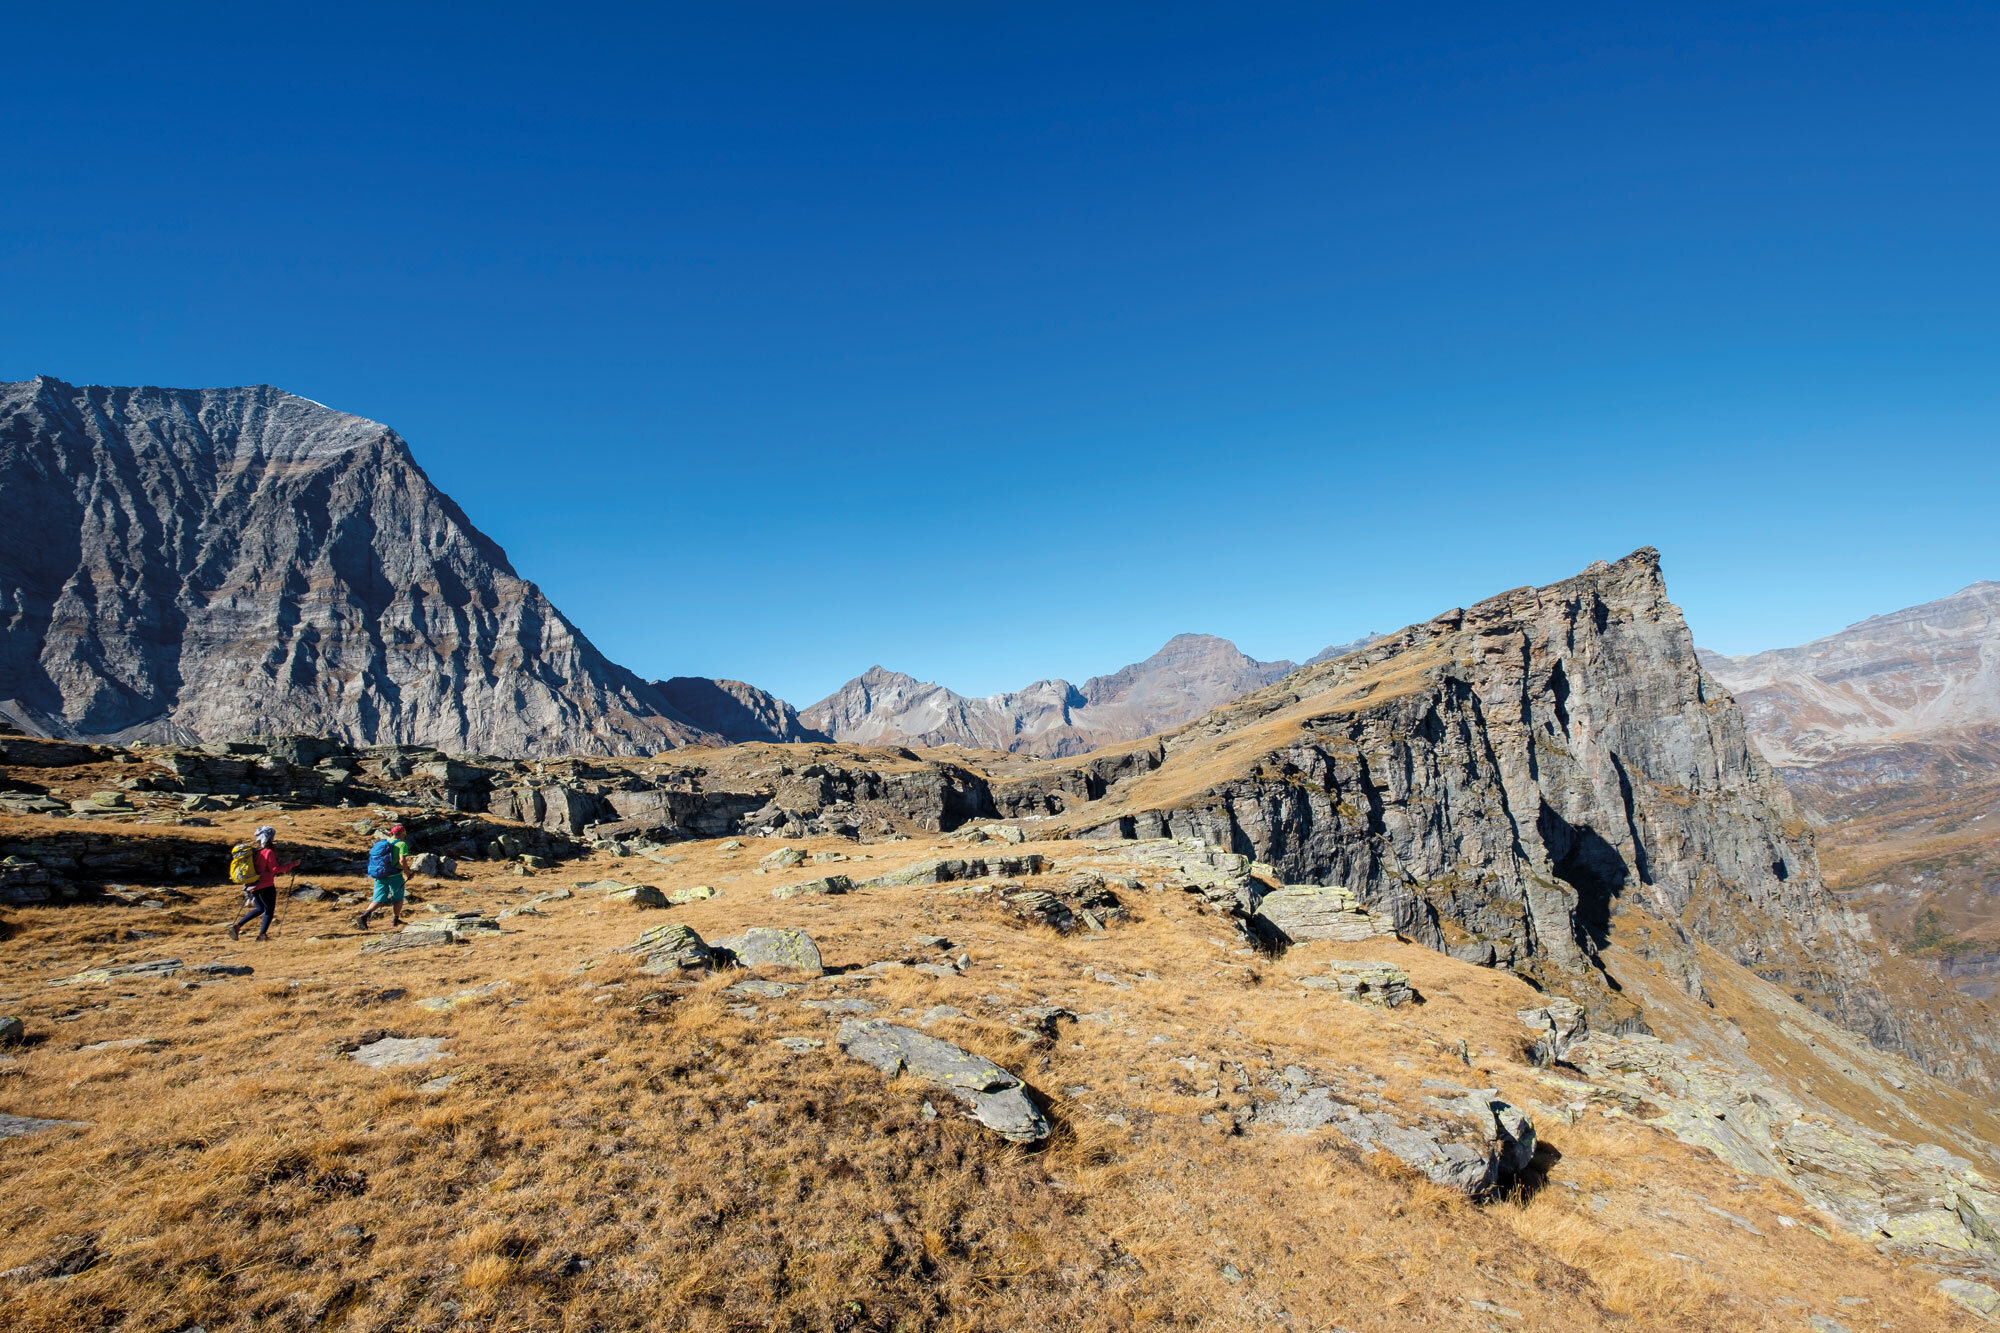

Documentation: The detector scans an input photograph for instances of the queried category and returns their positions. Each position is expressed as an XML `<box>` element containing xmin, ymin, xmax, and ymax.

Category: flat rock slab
<box><xmin>713</xmin><ymin>927</ymin><xmax>823</xmax><ymax>974</ymax></box>
<box><xmin>0</xmin><ymin>1113</ymin><xmax>89</xmax><ymax>1139</ymax></box>
<box><xmin>667</xmin><ymin>884</ymin><xmax>716</xmax><ymax>904</ymax></box>
<box><xmin>802</xmin><ymin>997</ymin><xmax>876</xmax><ymax>1016</ymax></box>
<box><xmin>50</xmin><ymin>958</ymin><xmax>182</xmax><ymax>986</ymax></box>
<box><xmin>416</xmin><ymin>981</ymin><xmax>511</xmax><ymax>1012</ymax></box>
<box><xmin>362</xmin><ymin>931</ymin><xmax>458</xmax><ymax>954</ymax></box>
<box><xmin>1301</xmin><ymin>960</ymin><xmax>1415</xmax><ymax>1007</ymax></box>
<box><xmin>349</xmin><ymin>1036</ymin><xmax>449</xmax><ymax>1070</ymax></box>
<box><xmin>837</xmin><ymin>1019</ymin><xmax>1050</xmax><ymax>1142</ymax></box>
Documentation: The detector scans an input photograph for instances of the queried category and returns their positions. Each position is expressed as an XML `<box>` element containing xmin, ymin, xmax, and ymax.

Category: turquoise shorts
<box><xmin>370</xmin><ymin>876</ymin><xmax>406</xmax><ymax>904</ymax></box>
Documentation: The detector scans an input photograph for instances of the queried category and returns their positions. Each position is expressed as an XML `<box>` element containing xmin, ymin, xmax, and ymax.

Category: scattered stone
<box><xmin>760</xmin><ymin>846</ymin><xmax>805</xmax><ymax>870</ymax></box>
<box><xmin>347</xmin><ymin>1036</ymin><xmax>448</xmax><ymax>1070</ymax></box>
<box><xmin>1301</xmin><ymin>961</ymin><xmax>1414</xmax><ymax>1007</ymax></box>
<box><xmin>575</xmin><ymin>879</ymin><xmax>640</xmax><ymax>895</ymax></box>
<box><xmin>291</xmin><ymin>883</ymin><xmax>337</xmax><ymax>903</ymax></box>
<box><xmin>0</xmin><ymin>1016</ymin><xmax>22</xmax><ymax>1047</ymax></box>
<box><xmin>771</xmin><ymin>874</ymin><xmax>852</xmax><ymax>900</ymax></box>
<box><xmin>921</xmin><ymin>1005</ymin><xmax>965</xmax><ymax>1025</ymax></box>
<box><xmin>668</xmin><ymin>884</ymin><xmax>716</xmax><ymax>904</ymax></box>
<box><xmin>774</xmin><ymin>1036</ymin><xmax>823</xmax><ymax>1053</ymax></box>
<box><xmin>418</xmin><ymin>1074</ymin><xmax>458</xmax><ymax>1093</ymax></box>
<box><xmin>978</xmin><ymin>824</ymin><xmax>1026</xmax><ymax>844</ymax></box>
<box><xmin>1806</xmin><ymin>1318</ymin><xmax>1851</xmax><ymax>1333</ymax></box>
<box><xmin>719</xmin><ymin>839</ymin><xmax>744</xmax><ymax>850</ymax></box>
<box><xmin>836</xmin><ymin>1019</ymin><xmax>1050</xmax><ymax>1142</ymax></box>
<box><xmin>78</xmin><ymin>1036</ymin><xmax>161</xmax><ymax>1052</ymax></box>
<box><xmin>909</xmin><ymin>935</ymin><xmax>951</xmax><ymax>949</ymax></box>
<box><xmin>913</xmin><ymin>962</ymin><xmax>959</xmax><ymax>980</ymax></box>
<box><xmin>860</xmin><ymin>855</ymin><xmax>1047</xmax><ymax>888</ymax></box>
<box><xmin>712</xmin><ymin>926</ymin><xmax>824</xmax><ymax>974</ymax></box>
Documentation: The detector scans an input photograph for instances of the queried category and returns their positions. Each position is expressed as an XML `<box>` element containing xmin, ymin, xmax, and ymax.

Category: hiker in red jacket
<box><xmin>230</xmin><ymin>826</ymin><xmax>298</xmax><ymax>942</ymax></box>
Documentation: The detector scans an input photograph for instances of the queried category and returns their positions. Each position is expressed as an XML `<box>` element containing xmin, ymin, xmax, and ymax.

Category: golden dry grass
<box><xmin>0</xmin><ymin>805</ymin><xmax>1984</xmax><ymax>1331</ymax></box>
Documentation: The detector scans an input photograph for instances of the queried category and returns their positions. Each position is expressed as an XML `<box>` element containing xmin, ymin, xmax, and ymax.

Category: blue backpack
<box><xmin>366</xmin><ymin>839</ymin><xmax>399</xmax><ymax>880</ymax></box>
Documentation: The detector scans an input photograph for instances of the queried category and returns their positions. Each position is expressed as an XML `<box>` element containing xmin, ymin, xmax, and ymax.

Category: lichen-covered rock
<box><xmin>668</xmin><ymin>884</ymin><xmax>716</xmax><ymax>904</ymax></box>
<box><xmin>712</xmin><ymin>927</ymin><xmax>823</xmax><ymax>974</ymax></box>
<box><xmin>0</xmin><ymin>1015</ymin><xmax>23</xmax><ymax>1047</ymax></box>
<box><xmin>836</xmin><ymin>1019</ymin><xmax>1050</xmax><ymax>1142</ymax></box>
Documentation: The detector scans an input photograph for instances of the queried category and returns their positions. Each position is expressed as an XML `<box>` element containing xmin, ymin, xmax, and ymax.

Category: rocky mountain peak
<box><xmin>0</xmin><ymin>378</ymin><xmax>714</xmax><ymax>754</ymax></box>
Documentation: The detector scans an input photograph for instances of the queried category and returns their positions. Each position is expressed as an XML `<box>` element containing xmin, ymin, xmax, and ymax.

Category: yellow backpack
<box><xmin>228</xmin><ymin>843</ymin><xmax>258</xmax><ymax>885</ymax></box>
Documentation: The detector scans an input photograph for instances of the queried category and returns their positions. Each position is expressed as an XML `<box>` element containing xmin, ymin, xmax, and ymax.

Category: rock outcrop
<box><xmin>1002</xmin><ymin>549</ymin><xmax>1914</xmax><ymax>1064</ymax></box>
<box><xmin>0</xmin><ymin>377</ymin><xmax>792</xmax><ymax>756</ymax></box>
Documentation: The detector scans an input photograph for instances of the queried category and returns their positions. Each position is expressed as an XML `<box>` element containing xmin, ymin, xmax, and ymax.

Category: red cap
<box><xmin>388</xmin><ymin>824</ymin><xmax>405</xmax><ymax>835</ymax></box>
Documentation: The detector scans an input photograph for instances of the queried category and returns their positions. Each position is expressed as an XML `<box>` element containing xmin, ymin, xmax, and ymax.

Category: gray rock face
<box><xmin>801</xmin><ymin>634</ymin><xmax>1313</xmax><ymax>759</ymax></box>
<box><xmin>836</xmin><ymin>1019</ymin><xmax>1050</xmax><ymax>1142</ymax></box>
<box><xmin>0</xmin><ymin>377</ymin><xmax>735</xmax><ymax>756</ymax></box>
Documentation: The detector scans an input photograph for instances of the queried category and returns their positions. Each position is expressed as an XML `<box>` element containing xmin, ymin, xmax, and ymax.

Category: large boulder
<box><xmin>1300</xmin><ymin>960</ymin><xmax>1415</xmax><ymax>1007</ymax></box>
<box><xmin>1254</xmin><ymin>884</ymin><xmax>1390</xmax><ymax>944</ymax></box>
<box><xmin>836</xmin><ymin>1019</ymin><xmax>1050</xmax><ymax>1142</ymax></box>
<box><xmin>712</xmin><ymin>927</ymin><xmax>823</xmax><ymax>974</ymax></box>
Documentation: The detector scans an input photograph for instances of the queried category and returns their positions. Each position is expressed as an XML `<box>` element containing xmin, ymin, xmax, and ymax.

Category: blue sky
<box><xmin>3</xmin><ymin>3</ymin><xmax>1995</xmax><ymax>705</ymax></box>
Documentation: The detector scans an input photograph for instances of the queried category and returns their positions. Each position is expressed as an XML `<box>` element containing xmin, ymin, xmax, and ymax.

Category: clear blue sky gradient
<box><xmin>4</xmin><ymin>4</ymin><xmax>1995</xmax><ymax>705</ymax></box>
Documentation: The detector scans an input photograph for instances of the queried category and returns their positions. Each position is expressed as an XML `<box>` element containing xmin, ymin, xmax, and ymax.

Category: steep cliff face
<box><xmin>0</xmin><ymin>377</ymin><xmax>720</xmax><ymax>756</ymax></box>
<box><xmin>802</xmin><ymin>634</ymin><xmax>1329</xmax><ymax>757</ymax></box>
<box><xmin>1000</xmin><ymin>550</ymin><xmax>1903</xmax><ymax>1049</ymax></box>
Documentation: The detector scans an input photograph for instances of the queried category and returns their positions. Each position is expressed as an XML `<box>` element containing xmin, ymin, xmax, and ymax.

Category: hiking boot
<box><xmin>228</xmin><ymin>923</ymin><xmax>240</xmax><ymax>941</ymax></box>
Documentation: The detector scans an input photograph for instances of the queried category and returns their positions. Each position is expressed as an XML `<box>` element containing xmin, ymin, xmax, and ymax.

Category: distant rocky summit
<box><xmin>0</xmin><ymin>377</ymin><xmax>757</xmax><ymax>756</ymax></box>
<box><xmin>803</xmin><ymin>631</ymin><xmax>1380</xmax><ymax>757</ymax></box>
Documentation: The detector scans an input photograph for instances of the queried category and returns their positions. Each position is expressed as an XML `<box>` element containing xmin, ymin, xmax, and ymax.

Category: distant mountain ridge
<box><xmin>801</xmin><ymin>630</ymin><xmax>1381</xmax><ymax>757</ymax></box>
<box><xmin>0</xmin><ymin>376</ymin><xmax>739</xmax><ymax>756</ymax></box>
<box><xmin>1700</xmin><ymin>581</ymin><xmax>2000</xmax><ymax>766</ymax></box>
